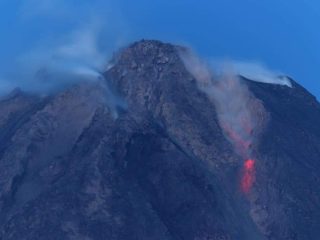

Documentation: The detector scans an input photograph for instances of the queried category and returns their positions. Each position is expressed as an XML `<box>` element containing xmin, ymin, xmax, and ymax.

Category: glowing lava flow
<box><xmin>241</xmin><ymin>159</ymin><xmax>256</xmax><ymax>194</ymax></box>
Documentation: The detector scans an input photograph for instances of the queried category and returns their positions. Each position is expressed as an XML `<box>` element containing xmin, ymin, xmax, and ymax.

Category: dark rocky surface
<box><xmin>0</xmin><ymin>40</ymin><xmax>320</xmax><ymax>239</ymax></box>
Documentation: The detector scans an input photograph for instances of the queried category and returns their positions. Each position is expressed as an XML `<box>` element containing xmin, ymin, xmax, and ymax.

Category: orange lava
<box><xmin>241</xmin><ymin>159</ymin><xmax>256</xmax><ymax>194</ymax></box>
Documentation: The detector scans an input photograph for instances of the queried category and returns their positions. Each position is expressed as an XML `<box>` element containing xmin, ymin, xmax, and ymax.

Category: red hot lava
<box><xmin>241</xmin><ymin>159</ymin><xmax>256</xmax><ymax>194</ymax></box>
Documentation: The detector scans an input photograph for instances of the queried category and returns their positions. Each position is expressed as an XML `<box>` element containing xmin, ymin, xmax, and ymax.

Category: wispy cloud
<box><xmin>0</xmin><ymin>0</ymin><xmax>129</xmax><ymax>96</ymax></box>
<box><xmin>19</xmin><ymin>0</ymin><xmax>69</xmax><ymax>19</ymax></box>
<box><xmin>6</xmin><ymin>23</ymin><xmax>107</xmax><ymax>94</ymax></box>
<box><xmin>212</xmin><ymin>60</ymin><xmax>292</xmax><ymax>87</ymax></box>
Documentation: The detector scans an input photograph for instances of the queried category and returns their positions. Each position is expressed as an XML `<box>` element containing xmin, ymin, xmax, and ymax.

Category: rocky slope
<box><xmin>0</xmin><ymin>40</ymin><xmax>320</xmax><ymax>240</ymax></box>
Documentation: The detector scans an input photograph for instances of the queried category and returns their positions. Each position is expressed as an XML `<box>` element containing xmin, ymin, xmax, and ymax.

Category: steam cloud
<box><xmin>0</xmin><ymin>0</ymin><xmax>127</xmax><ymax>96</ymax></box>
<box><xmin>180</xmin><ymin>51</ymin><xmax>265</xmax><ymax>158</ymax></box>
<box><xmin>9</xmin><ymin>26</ymin><xmax>105</xmax><ymax>93</ymax></box>
<box><xmin>225</xmin><ymin>61</ymin><xmax>292</xmax><ymax>87</ymax></box>
<box><xmin>180</xmin><ymin>50</ymin><xmax>273</xmax><ymax>193</ymax></box>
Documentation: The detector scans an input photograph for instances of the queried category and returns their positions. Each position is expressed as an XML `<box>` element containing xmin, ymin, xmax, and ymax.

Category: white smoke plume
<box><xmin>0</xmin><ymin>0</ymin><xmax>128</xmax><ymax>96</ymax></box>
<box><xmin>180</xmin><ymin>51</ymin><xmax>268</xmax><ymax>159</ymax></box>
<box><xmin>213</xmin><ymin>60</ymin><xmax>292</xmax><ymax>87</ymax></box>
<box><xmin>13</xmin><ymin>24</ymin><xmax>108</xmax><ymax>94</ymax></box>
<box><xmin>0</xmin><ymin>20</ymin><xmax>127</xmax><ymax>117</ymax></box>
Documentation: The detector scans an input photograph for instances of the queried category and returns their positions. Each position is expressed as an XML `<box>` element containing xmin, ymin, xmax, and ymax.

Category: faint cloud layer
<box><xmin>19</xmin><ymin>0</ymin><xmax>69</xmax><ymax>18</ymax></box>
<box><xmin>0</xmin><ymin>0</ymin><xmax>129</xmax><ymax>96</ymax></box>
<box><xmin>227</xmin><ymin>61</ymin><xmax>292</xmax><ymax>87</ymax></box>
<box><xmin>180</xmin><ymin>49</ymin><xmax>292</xmax><ymax>88</ymax></box>
<box><xmin>13</xmin><ymin>24</ymin><xmax>108</xmax><ymax>93</ymax></box>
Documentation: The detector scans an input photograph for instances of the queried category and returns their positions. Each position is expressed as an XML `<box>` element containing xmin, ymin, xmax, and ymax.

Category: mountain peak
<box><xmin>113</xmin><ymin>39</ymin><xmax>180</xmax><ymax>68</ymax></box>
<box><xmin>1</xmin><ymin>40</ymin><xmax>320</xmax><ymax>239</ymax></box>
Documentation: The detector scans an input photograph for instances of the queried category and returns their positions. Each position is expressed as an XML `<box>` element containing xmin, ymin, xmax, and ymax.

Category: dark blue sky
<box><xmin>1</xmin><ymin>0</ymin><xmax>319</xmax><ymax>98</ymax></box>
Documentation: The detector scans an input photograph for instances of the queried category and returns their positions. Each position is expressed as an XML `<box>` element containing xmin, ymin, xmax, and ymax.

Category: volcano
<box><xmin>1</xmin><ymin>40</ymin><xmax>320</xmax><ymax>240</ymax></box>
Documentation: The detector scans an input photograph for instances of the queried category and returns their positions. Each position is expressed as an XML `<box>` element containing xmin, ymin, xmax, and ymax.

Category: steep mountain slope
<box><xmin>0</xmin><ymin>40</ymin><xmax>319</xmax><ymax>240</ymax></box>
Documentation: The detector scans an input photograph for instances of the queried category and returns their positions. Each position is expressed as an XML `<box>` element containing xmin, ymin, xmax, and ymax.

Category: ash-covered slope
<box><xmin>0</xmin><ymin>40</ymin><xmax>320</xmax><ymax>240</ymax></box>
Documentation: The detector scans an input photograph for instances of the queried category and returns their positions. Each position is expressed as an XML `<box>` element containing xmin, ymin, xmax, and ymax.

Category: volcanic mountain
<box><xmin>0</xmin><ymin>40</ymin><xmax>320</xmax><ymax>240</ymax></box>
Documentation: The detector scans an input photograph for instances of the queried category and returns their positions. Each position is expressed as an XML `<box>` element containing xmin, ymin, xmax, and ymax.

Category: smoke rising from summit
<box><xmin>0</xmin><ymin>0</ymin><xmax>128</xmax><ymax>96</ymax></box>
<box><xmin>180</xmin><ymin>51</ymin><xmax>265</xmax><ymax>158</ymax></box>
<box><xmin>180</xmin><ymin>50</ymin><xmax>270</xmax><ymax>193</ymax></box>
<box><xmin>226</xmin><ymin>61</ymin><xmax>292</xmax><ymax>87</ymax></box>
<box><xmin>0</xmin><ymin>26</ymin><xmax>103</xmax><ymax>95</ymax></box>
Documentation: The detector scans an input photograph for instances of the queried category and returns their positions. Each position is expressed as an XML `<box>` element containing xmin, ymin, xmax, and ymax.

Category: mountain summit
<box><xmin>0</xmin><ymin>40</ymin><xmax>320</xmax><ymax>240</ymax></box>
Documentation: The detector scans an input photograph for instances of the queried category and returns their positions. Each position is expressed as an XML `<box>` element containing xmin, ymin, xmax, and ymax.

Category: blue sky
<box><xmin>0</xmin><ymin>0</ymin><xmax>319</xmax><ymax>98</ymax></box>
